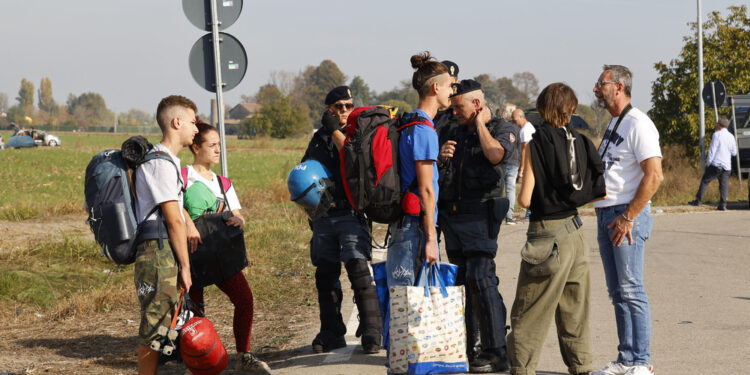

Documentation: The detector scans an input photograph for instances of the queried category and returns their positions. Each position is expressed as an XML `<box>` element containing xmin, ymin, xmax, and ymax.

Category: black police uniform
<box><xmin>301</xmin><ymin>127</ymin><xmax>382</xmax><ymax>353</ymax></box>
<box><xmin>437</xmin><ymin>117</ymin><xmax>517</xmax><ymax>367</ymax></box>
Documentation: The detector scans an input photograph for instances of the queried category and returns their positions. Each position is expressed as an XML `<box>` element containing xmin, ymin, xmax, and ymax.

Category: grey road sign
<box><xmin>182</xmin><ymin>0</ymin><xmax>243</xmax><ymax>31</ymax></box>
<box><xmin>702</xmin><ymin>79</ymin><xmax>726</xmax><ymax>108</ymax></box>
<box><xmin>188</xmin><ymin>32</ymin><xmax>247</xmax><ymax>93</ymax></box>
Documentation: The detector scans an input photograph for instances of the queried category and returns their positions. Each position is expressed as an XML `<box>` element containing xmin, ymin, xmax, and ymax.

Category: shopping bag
<box><xmin>374</xmin><ymin>261</ymin><xmax>460</xmax><ymax>351</ymax></box>
<box><xmin>388</xmin><ymin>261</ymin><xmax>468</xmax><ymax>374</ymax></box>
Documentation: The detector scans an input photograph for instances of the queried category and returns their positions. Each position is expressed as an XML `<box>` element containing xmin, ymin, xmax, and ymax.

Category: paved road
<box><xmin>267</xmin><ymin>207</ymin><xmax>750</xmax><ymax>374</ymax></box>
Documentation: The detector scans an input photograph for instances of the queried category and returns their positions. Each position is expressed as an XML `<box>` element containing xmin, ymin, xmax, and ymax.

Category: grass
<box><xmin>1</xmin><ymin>131</ymin><xmax>317</xmax><ymax>350</ymax></box>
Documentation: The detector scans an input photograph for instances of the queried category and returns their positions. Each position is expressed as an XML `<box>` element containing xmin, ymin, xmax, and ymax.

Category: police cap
<box><xmin>441</xmin><ymin>60</ymin><xmax>459</xmax><ymax>78</ymax></box>
<box><xmin>450</xmin><ymin>79</ymin><xmax>482</xmax><ymax>98</ymax></box>
<box><xmin>324</xmin><ymin>86</ymin><xmax>353</xmax><ymax>105</ymax></box>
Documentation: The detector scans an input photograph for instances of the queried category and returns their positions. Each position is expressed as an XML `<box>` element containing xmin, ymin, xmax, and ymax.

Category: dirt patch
<box><xmin>0</xmin><ymin>214</ymin><xmax>91</xmax><ymax>254</ymax></box>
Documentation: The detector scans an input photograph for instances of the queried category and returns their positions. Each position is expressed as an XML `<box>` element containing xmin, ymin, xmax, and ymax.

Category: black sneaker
<box><xmin>687</xmin><ymin>200</ymin><xmax>702</xmax><ymax>207</ymax></box>
<box><xmin>311</xmin><ymin>331</ymin><xmax>346</xmax><ymax>353</ymax></box>
<box><xmin>718</xmin><ymin>204</ymin><xmax>727</xmax><ymax>211</ymax></box>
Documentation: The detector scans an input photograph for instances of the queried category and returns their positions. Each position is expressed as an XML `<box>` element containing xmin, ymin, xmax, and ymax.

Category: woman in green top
<box><xmin>183</xmin><ymin>121</ymin><xmax>271</xmax><ymax>374</ymax></box>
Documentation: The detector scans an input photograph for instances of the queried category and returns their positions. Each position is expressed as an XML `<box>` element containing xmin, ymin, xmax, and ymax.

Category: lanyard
<box><xmin>599</xmin><ymin>104</ymin><xmax>632</xmax><ymax>158</ymax></box>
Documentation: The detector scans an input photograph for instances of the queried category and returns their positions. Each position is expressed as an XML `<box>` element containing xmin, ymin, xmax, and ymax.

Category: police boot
<box><xmin>466</xmin><ymin>256</ymin><xmax>509</xmax><ymax>373</ymax></box>
<box><xmin>464</xmin><ymin>286</ymin><xmax>484</xmax><ymax>363</ymax></box>
<box><xmin>312</xmin><ymin>262</ymin><xmax>347</xmax><ymax>353</ymax></box>
<box><xmin>345</xmin><ymin>259</ymin><xmax>382</xmax><ymax>354</ymax></box>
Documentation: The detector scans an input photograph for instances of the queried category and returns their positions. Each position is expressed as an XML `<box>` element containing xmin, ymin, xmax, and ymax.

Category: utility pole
<box><xmin>698</xmin><ymin>0</ymin><xmax>706</xmax><ymax>170</ymax></box>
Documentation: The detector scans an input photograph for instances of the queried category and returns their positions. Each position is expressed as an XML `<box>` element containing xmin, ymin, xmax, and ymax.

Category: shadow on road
<box><xmin>16</xmin><ymin>334</ymin><xmax>139</xmax><ymax>370</ymax></box>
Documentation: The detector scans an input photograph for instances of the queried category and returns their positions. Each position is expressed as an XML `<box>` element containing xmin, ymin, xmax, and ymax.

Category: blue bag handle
<box><xmin>416</xmin><ymin>261</ymin><xmax>448</xmax><ymax>298</ymax></box>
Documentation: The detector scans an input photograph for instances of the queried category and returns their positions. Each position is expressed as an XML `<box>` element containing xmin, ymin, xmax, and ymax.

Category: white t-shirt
<box><xmin>594</xmin><ymin>107</ymin><xmax>662</xmax><ymax>208</ymax></box>
<box><xmin>519</xmin><ymin>122</ymin><xmax>536</xmax><ymax>143</ymax></box>
<box><xmin>135</xmin><ymin>143</ymin><xmax>185</xmax><ymax>222</ymax></box>
<box><xmin>185</xmin><ymin>165</ymin><xmax>242</xmax><ymax>211</ymax></box>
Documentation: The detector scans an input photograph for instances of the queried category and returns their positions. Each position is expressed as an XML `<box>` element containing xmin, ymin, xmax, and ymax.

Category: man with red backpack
<box><xmin>385</xmin><ymin>52</ymin><xmax>453</xmax><ymax>288</ymax></box>
<box><xmin>300</xmin><ymin>86</ymin><xmax>382</xmax><ymax>354</ymax></box>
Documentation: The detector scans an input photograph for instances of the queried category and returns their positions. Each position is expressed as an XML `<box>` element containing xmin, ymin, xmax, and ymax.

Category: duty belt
<box><xmin>439</xmin><ymin>199</ymin><xmax>489</xmax><ymax>215</ymax></box>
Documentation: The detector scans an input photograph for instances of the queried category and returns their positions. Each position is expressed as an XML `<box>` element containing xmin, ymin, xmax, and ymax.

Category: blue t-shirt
<box><xmin>399</xmin><ymin>109</ymin><xmax>439</xmax><ymax>225</ymax></box>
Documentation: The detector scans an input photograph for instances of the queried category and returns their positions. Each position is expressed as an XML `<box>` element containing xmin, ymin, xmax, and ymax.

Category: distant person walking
<box><xmin>688</xmin><ymin>116</ymin><xmax>737</xmax><ymax>210</ymax></box>
<box><xmin>591</xmin><ymin>65</ymin><xmax>663</xmax><ymax>375</ymax></box>
<box><xmin>499</xmin><ymin>103</ymin><xmax>521</xmax><ymax>225</ymax></box>
<box><xmin>512</xmin><ymin>108</ymin><xmax>535</xmax><ymax>222</ymax></box>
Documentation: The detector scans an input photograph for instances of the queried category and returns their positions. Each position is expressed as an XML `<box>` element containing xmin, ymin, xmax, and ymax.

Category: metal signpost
<box><xmin>697</xmin><ymin>0</ymin><xmax>705</xmax><ymax>169</ymax></box>
<box><xmin>183</xmin><ymin>0</ymin><xmax>247</xmax><ymax>177</ymax></box>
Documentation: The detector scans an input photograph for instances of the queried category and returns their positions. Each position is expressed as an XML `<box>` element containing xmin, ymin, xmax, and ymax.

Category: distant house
<box><xmin>219</xmin><ymin>102</ymin><xmax>259</xmax><ymax>134</ymax></box>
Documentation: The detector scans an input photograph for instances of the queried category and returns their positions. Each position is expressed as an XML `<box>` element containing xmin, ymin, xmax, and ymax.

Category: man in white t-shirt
<box><xmin>688</xmin><ymin>116</ymin><xmax>737</xmax><ymax>210</ymax></box>
<box><xmin>591</xmin><ymin>65</ymin><xmax>663</xmax><ymax>375</ymax></box>
<box><xmin>512</xmin><ymin>108</ymin><xmax>535</xmax><ymax>222</ymax></box>
<box><xmin>133</xmin><ymin>95</ymin><xmax>198</xmax><ymax>375</ymax></box>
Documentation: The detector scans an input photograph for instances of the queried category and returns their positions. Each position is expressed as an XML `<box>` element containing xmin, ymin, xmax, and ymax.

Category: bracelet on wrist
<box><xmin>621</xmin><ymin>213</ymin><xmax>634</xmax><ymax>222</ymax></box>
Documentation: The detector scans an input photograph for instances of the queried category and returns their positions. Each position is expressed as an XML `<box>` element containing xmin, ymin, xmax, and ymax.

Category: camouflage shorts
<box><xmin>133</xmin><ymin>239</ymin><xmax>179</xmax><ymax>347</ymax></box>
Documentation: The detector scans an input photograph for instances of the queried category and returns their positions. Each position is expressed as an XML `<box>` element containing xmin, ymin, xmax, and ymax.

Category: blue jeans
<box><xmin>505</xmin><ymin>165</ymin><xmax>519</xmax><ymax>220</ymax></box>
<box><xmin>386</xmin><ymin>215</ymin><xmax>423</xmax><ymax>287</ymax></box>
<box><xmin>596</xmin><ymin>203</ymin><xmax>653</xmax><ymax>365</ymax></box>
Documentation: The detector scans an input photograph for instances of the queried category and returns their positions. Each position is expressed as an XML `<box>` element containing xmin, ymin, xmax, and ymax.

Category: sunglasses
<box><xmin>333</xmin><ymin>103</ymin><xmax>354</xmax><ymax>110</ymax></box>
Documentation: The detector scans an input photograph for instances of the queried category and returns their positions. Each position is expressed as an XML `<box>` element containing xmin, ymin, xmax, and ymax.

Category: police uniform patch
<box><xmin>509</xmin><ymin>133</ymin><xmax>516</xmax><ymax>143</ymax></box>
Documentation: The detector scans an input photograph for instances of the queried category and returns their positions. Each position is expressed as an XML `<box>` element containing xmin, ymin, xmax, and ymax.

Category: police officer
<box><xmin>437</xmin><ymin>80</ymin><xmax>517</xmax><ymax>373</ymax></box>
<box><xmin>301</xmin><ymin>86</ymin><xmax>382</xmax><ymax>354</ymax></box>
<box><xmin>434</xmin><ymin>60</ymin><xmax>461</xmax><ymax>145</ymax></box>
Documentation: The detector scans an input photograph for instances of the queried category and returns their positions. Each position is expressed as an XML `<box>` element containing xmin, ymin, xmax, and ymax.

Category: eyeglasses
<box><xmin>333</xmin><ymin>103</ymin><xmax>354</xmax><ymax>110</ymax></box>
<box><xmin>594</xmin><ymin>80</ymin><xmax>618</xmax><ymax>89</ymax></box>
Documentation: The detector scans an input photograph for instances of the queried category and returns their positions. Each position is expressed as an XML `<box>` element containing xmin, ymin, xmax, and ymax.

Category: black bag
<box><xmin>189</xmin><ymin>211</ymin><xmax>248</xmax><ymax>288</ymax></box>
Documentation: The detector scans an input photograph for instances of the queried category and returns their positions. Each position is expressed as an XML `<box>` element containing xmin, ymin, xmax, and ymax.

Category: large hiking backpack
<box><xmin>339</xmin><ymin>106</ymin><xmax>431</xmax><ymax>223</ymax></box>
<box><xmin>84</xmin><ymin>136</ymin><xmax>180</xmax><ymax>264</ymax></box>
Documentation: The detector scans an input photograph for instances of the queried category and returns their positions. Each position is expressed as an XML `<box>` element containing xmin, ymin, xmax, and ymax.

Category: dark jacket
<box><xmin>439</xmin><ymin>118</ymin><xmax>517</xmax><ymax>202</ymax></box>
<box><xmin>301</xmin><ymin>128</ymin><xmax>350</xmax><ymax>207</ymax></box>
<box><xmin>528</xmin><ymin>124</ymin><xmax>606</xmax><ymax>221</ymax></box>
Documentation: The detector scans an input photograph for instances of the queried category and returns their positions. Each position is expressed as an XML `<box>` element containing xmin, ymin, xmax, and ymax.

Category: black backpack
<box><xmin>84</xmin><ymin>136</ymin><xmax>181</xmax><ymax>264</ymax></box>
<box><xmin>339</xmin><ymin>106</ymin><xmax>430</xmax><ymax>224</ymax></box>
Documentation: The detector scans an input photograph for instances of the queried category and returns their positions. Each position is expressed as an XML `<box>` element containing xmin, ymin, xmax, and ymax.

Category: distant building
<box><xmin>223</xmin><ymin>102</ymin><xmax>261</xmax><ymax>134</ymax></box>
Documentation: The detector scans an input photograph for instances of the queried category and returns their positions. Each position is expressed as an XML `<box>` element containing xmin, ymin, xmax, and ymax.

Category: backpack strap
<box><xmin>181</xmin><ymin>167</ymin><xmax>189</xmax><ymax>190</ymax></box>
<box><xmin>142</xmin><ymin>152</ymin><xmax>185</xmax><ymax>193</ymax></box>
<box><xmin>218</xmin><ymin>175</ymin><xmax>232</xmax><ymax>193</ymax></box>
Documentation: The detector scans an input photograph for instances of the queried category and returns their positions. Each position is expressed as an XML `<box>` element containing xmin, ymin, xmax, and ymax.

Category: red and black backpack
<box><xmin>339</xmin><ymin>106</ymin><xmax>431</xmax><ymax>224</ymax></box>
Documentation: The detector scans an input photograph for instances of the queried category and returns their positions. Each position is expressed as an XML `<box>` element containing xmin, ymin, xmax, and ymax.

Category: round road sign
<box><xmin>702</xmin><ymin>79</ymin><xmax>726</xmax><ymax>108</ymax></box>
<box><xmin>182</xmin><ymin>0</ymin><xmax>243</xmax><ymax>31</ymax></box>
<box><xmin>188</xmin><ymin>32</ymin><xmax>247</xmax><ymax>92</ymax></box>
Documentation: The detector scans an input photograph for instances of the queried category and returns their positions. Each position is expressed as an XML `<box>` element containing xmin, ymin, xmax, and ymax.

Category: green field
<box><xmin>0</xmin><ymin>131</ymin><xmax>316</xmax><ymax>349</ymax></box>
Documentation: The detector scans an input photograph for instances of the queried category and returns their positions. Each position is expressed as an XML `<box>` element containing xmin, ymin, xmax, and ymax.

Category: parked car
<box><xmin>14</xmin><ymin>129</ymin><xmax>61</xmax><ymax>147</ymax></box>
<box><xmin>0</xmin><ymin>134</ymin><xmax>4</xmax><ymax>149</ymax></box>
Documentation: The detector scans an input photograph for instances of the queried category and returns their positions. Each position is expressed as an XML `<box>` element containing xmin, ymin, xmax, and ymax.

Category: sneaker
<box><xmin>311</xmin><ymin>331</ymin><xmax>346</xmax><ymax>353</ymax></box>
<box><xmin>687</xmin><ymin>200</ymin><xmax>701</xmax><ymax>207</ymax></box>
<box><xmin>236</xmin><ymin>352</ymin><xmax>272</xmax><ymax>374</ymax></box>
<box><xmin>624</xmin><ymin>365</ymin><xmax>654</xmax><ymax>375</ymax></box>
<box><xmin>592</xmin><ymin>361</ymin><xmax>633</xmax><ymax>375</ymax></box>
<box><xmin>717</xmin><ymin>204</ymin><xmax>727</xmax><ymax>211</ymax></box>
<box><xmin>505</xmin><ymin>218</ymin><xmax>517</xmax><ymax>225</ymax></box>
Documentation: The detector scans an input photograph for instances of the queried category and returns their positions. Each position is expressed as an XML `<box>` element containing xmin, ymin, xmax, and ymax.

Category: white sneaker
<box><xmin>592</xmin><ymin>361</ymin><xmax>633</xmax><ymax>375</ymax></box>
<box><xmin>624</xmin><ymin>365</ymin><xmax>654</xmax><ymax>375</ymax></box>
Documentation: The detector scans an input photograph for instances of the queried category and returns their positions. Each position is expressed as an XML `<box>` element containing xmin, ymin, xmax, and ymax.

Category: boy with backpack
<box><xmin>385</xmin><ymin>52</ymin><xmax>453</xmax><ymax>288</ymax></box>
<box><xmin>301</xmin><ymin>86</ymin><xmax>382</xmax><ymax>354</ymax></box>
<box><xmin>134</xmin><ymin>95</ymin><xmax>198</xmax><ymax>374</ymax></box>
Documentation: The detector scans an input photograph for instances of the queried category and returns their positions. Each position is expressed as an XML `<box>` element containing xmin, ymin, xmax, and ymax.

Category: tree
<box><xmin>650</xmin><ymin>5</ymin><xmax>750</xmax><ymax>160</ymax></box>
<box><xmin>375</xmin><ymin>80</ymin><xmax>418</xmax><ymax>109</ymax></box>
<box><xmin>575</xmin><ymin>100</ymin><xmax>610</xmax><ymax>140</ymax></box>
<box><xmin>380</xmin><ymin>99</ymin><xmax>413</xmax><ymax>115</ymax></box>
<box><xmin>16</xmin><ymin>78</ymin><xmax>35</xmax><ymax>116</ymax></box>
<box><xmin>299</xmin><ymin>60</ymin><xmax>347</xmax><ymax>121</ymax></box>
<box><xmin>243</xmin><ymin>84</ymin><xmax>308</xmax><ymax>138</ymax></box>
<box><xmin>474</xmin><ymin>74</ymin><xmax>529</xmax><ymax>113</ymax></box>
<box><xmin>118</xmin><ymin>108</ymin><xmax>156</xmax><ymax>128</ymax></box>
<box><xmin>0</xmin><ymin>92</ymin><xmax>8</xmax><ymax>113</ymax></box>
<box><xmin>349</xmin><ymin>76</ymin><xmax>374</xmax><ymax>107</ymax></box>
<box><xmin>512</xmin><ymin>72</ymin><xmax>540</xmax><ymax>103</ymax></box>
<box><xmin>67</xmin><ymin>92</ymin><xmax>115</xmax><ymax>128</ymax></box>
<box><xmin>38</xmin><ymin>77</ymin><xmax>57</xmax><ymax>113</ymax></box>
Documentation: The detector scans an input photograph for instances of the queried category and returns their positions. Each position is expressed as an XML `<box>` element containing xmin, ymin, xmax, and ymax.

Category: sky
<box><xmin>1</xmin><ymin>0</ymin><xmax>747</xmax><ymax>116</ymax></box>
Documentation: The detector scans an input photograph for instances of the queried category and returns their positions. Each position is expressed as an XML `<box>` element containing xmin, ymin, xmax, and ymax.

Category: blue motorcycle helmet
<box><xmin>287</xmin><ymin>159</ymin><xmax>335</xmax><ymax>219</ymax></box>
